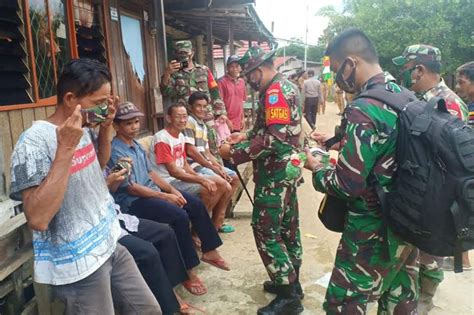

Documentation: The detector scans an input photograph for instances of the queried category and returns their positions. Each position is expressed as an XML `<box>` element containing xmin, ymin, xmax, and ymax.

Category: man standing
<box><xmin>161</xmin><ymin>40</ymin><xmax>228</xmax><ymax>164</ymax></box>
<box><xmin>306</xmin><ymin>29</ymin><xmax>418</xmax><ymax>314</ymax></box>
<box><xmin>9</xmin><ymin>59</ymin><xmax>160</xmax><ymax>314</ymax></box>
<box><xmin>393</xmin><ymin>44</ymin><xmax>468</xmax><ymax>314</ymax></box>
<box><xmin>220</xmin><ymin>46</ymin><xmax>304</xmax><ymax>315</ymax></box>
<box><xmin>218</xmin><ymin>55</ymin><xmax>247</xmax><ymax>132</ymax></box>
<box><xmin>456</xmin><ymin>61</ymin><xmax>474</xmax><ymax>126</ymax></box>
<box><xmin>302</xmin><ymin>69</ymin><xmax>322</xmax><ymax>129</ymax></box>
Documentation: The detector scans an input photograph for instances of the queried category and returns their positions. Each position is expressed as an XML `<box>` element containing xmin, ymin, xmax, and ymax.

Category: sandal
<box><xmin>182</xmin><ymin>278</ymin><xmax>207</xmax><ymax>296</ymax></box>
<box><xmin>201</xmin><ymin>257</ymin><xmax>230</xmax><ymax>271</ymax></box>
<box><xmin>218</xmin><ymin>224</ymin><xmax>235</xmax><ymax>233</ymax></box>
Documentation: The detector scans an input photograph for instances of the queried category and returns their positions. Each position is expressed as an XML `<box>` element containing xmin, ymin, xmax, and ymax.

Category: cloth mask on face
<box><xmin>399</xmin><ymin>66</ymin><xmax>418</xmax><ymax>88</ymax></box>
<box><xmin>335</xmin><ymin>58</ymin><xmax>357</xmax><ymax>93</ymax></box>
<box><xmin>81</xmin><ymin>102</ymin><xmax>109</xmax><ymax>127</ymax></box>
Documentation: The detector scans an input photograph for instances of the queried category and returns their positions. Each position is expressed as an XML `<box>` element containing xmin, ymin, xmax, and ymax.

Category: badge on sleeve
<box><xmin>265</xmin><ymin>82</ymin><xmax>291</xmax><ymax>125</ymax></box>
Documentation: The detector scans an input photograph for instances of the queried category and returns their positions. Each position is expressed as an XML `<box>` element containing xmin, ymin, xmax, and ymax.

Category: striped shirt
<box><xmin>183</xmin><ymin>114</ymin><xmax>209</xmax><ymax>169</ymax></box>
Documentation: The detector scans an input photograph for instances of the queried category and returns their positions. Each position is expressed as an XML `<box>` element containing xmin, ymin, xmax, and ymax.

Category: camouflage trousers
<box><xmin>324</xmin><ymin>220</ymin><xmax>419</xmax><ymax>315</ymax></box>
<box><xmin>419</xmin><ymin>251</ymin><xmax>444</xmax><ymax>287</ymax></box>
<box><xmin>251</xmin><ymin>183</ymin><xmax>302</xmax><ymax>285</ymax></box>
<box><xmin>205</xmin><ymin>123</ymin><xmax>223</xmax><ymax>165</ymax></box>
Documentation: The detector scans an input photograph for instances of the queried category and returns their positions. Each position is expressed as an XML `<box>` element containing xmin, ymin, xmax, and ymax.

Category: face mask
<box><xmin>399</xmin><ymin>66</ymin><xmax>418</xmax><ymax>88</ymax></box>
<box><xmin>247</xmin><ymin>69</ymin><xmax>262</xmax><ymax>91</ymax></box>
<box><xmin>335</xmin><ymin>59</ymin><xmax>357</xmax><ymax>93</ymax></box>
<box><xmin>81</xmin><ymin>102</ymin><xmax>109</xmax><ymax>127</ymax></box>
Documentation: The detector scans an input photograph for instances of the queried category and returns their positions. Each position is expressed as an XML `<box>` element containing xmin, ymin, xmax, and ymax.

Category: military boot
<box><xmin>257</xmin><ymin>284</ymin><xmax>304</xmax><ymax>315</ymax></box>
<box><xmin>417</xmin><ymin>276</ymin><xmax>440</xmax><ymax>315</ymax></box>
<box><xmin>263</xmin><ymin>267</ymin><xmax>304</xmax><ymax>299</ymax></box>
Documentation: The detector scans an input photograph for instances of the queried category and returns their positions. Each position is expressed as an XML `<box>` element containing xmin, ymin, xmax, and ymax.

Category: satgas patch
<box><xmin>265</xmin><ymin>82</ymin><xmax>290</xmax><ymax>125</ymax></box>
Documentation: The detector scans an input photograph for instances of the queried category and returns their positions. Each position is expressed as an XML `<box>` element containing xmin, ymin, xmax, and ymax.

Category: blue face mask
<box><xmin>81</xmin><ymin>102</ymin><xmax>109</xmax><ymax>127</ymax></box>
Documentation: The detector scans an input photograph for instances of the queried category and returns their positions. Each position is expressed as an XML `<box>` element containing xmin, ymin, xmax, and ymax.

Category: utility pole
<box><xmin>303</xmin><ymin>4</ymin><xmax>308</xmax><ymax>70</ymax></box>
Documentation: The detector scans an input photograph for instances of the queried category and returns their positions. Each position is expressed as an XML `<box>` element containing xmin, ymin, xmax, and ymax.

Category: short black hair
<box><xmin>57</xmin><ymin>58</ymin><xmax>111</xmax><ymax>103</ymax></box>
<box><xmin>419</xmin><ymin>61</ymin><xmax>442</xmax><ymax>74</ymax></box>
<box><xmin>457</xmin><ymin>61</ymin><xmax>474</xmax><ymax>81</ymax></box>
<box><xmin>167</xmin><ymin>103</ymin><xmax>186</xmax><ymax>116</ymax></box>
<box><xmin>325</xmin><ymin>28</ymin><xmax>379</xmax><ymax>64</ymax></box>
<box><xmin>308</xmin><ymin>70</ymin><xmax>315</xmax><ymax>77</ymax></box>
<box><xmin>188</xmin><ymin>91</ymin><xmax>209</xmax><ymax>106</ymax></box>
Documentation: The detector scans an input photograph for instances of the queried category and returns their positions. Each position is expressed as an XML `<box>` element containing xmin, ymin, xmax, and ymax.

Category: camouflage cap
<box><xmin>392</xmin><ymin>44</ymin><xmax>442</xmax><ymax>66</ymax></box>
<box><xmin>239</xmin><ymin>46</ymin><xmax>276</xmax><ymax>76</ymax></box>
<box><xmin>173</xmin><ymin>40</ymin><xmax>193</xmax><ymax>53</ymax></box>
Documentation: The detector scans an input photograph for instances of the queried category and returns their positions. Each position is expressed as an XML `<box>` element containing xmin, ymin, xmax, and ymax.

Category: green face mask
<box><xmin>399</xmin><ymin>66</ymin><xmax>417</xmax><ymax>88</ymax></box>
<box><xmin>81</xmin><ymin>102</ymin><xmax>109</xmax><ymax>127</ymax></box>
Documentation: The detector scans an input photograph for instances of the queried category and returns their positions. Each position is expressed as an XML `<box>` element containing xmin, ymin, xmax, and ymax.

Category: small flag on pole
<box><xmin>322</xmin><ymin>56</ymin><xmax>331</xmax><ymax>81</ymax></box>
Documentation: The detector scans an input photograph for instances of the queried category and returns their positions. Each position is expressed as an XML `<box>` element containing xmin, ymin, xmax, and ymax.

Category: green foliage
<box><xmin>275</xmin><ymin>39</ymin><xmax>326</xmax><ymax>63</ymax></box>
<box><xmin>317</xmin><ymin>0</ymin><xmax>474</xmax><ymax>75</ymax></box>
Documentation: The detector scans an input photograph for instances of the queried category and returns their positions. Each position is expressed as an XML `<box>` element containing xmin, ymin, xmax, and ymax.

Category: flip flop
<box><xmin>201</xmin><ymin>257</ymin><xmax>230</xmax><ymax>271</ymax></box>
<box><xmin>182</xmin><ymin>278</ymin><xmax>208</xmax><ymax>296</ymax></box>
<box><xmin>180</xmin><ymin>302</ymin><xmax>206</xmax><ymax>314</ymax></box>
<box><xmin>218</xmin><ymin>224</ymin><xmax>235</xmax><ymax>233</ymax></box>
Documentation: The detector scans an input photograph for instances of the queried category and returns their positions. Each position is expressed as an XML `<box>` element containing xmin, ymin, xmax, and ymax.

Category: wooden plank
<box><xmin>21</xmin><ymin>109</ymin><xmax>35</xmax><ymax>130</ymax></box>
<box><xmin>0</xmin><ymin>199</ymin><xmax>22</xmax><ymax>225</ymax></box>
<box><xmin>8</xmin><ymin>110</ymin><xmax>24</xmax><ymax>146</ymax></box>
<box><xmin>45</xmin><ymin>106</ymin><xmax>56</xmax><ymax>117</ymax></box>
<box><xmin>21</xmin><ymin>296</ymin><xmax>38</xmax><ymax>315</ymax></box>
<box><xmin>0</xmin><ymin>112</ymin><xmax>13</xmax><ymax>200</ymax></box>
<box><xmin>0</xmin><ymin>245</ymin><xmax>33</xmax><ymax>281</ymax></box>
<box><xmin>0</xmin><ymin>258</ymin><xmax>32</xmax><ymax>299</ymax></box>
<box><xmin>0</xmin><ymin>213</ymin><xmax>26</xmax><ymax>238</ymax></box>
<box><xmin>33</xmin><ymin>107</ymin><xmax>47</xmax><ymax>121</ymax></box>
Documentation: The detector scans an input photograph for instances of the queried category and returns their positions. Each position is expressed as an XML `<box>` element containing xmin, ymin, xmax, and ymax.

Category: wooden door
<box><xmin>116</xmin><ymin>5</ymin><xmax>149</xmax><ymax>133</ymax></box>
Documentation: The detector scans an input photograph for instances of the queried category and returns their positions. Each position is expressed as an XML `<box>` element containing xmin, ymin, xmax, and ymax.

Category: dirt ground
<box><xmin>177</xmin><ymin>101</ymin><xmax>474</xmax><ymax>315</ymax></box>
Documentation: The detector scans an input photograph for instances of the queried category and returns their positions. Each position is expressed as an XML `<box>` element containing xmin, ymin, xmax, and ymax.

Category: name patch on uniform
<box><xmin>265</xmin><ymin>82</ymin><xmax>291</xmax><ymax>125</ymax></box>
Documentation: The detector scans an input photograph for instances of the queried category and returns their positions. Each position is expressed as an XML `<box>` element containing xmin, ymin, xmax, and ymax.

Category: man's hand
<box><xmin>200</xmin><ymin>178</ymin><xmax>217</xmax><ymax>194</ymax></box>
<box><xmin>310</xmin><ymin>131</ymin><xmax>340</xmax><ymax>151</ymax></box>
<box><xmin>212</xmin><ymin>164</ymin><xmax>232</xmax><ymax>182</ymax></box>
<box><xmin>219</xmin><ymin>143</ymin><xmax>232</xmax><ymax>160</ymax></box>
<box><xmin>57</xmin><ymin>105</ymin><xmax>83</xmax><ymax>151</ymax></box>
<box><xmin>304</xmin><ymin>148</ymin><xmax>324</xmax><ymax>172</ymax></box>
<box><xmin>102</xmin><ymin>95</ymin><xmax>120</xmax><ymax>127</ymax></box>
<box><xmin>163</xmin><ymin>193</ymin><xmax>186</xmax><ymax>207</ymax></box>
<box><xmin>106</xmin><ymin>168</ymin><xmax>128</xmax><ymax>193</ymax></box>
<box><xmin>226</xmin><ymin>132</ymin><xmax>246</xmax><ymax>144</ymax></box>
<box><xmin>165</xmin><ymin>60</ymin><xmax>181</xmax><ymax>76</ymax></box>
<box><xmin>170</xmin><ymin>187</ymin><xmax>187</xmax><ymax>207</ymax></box>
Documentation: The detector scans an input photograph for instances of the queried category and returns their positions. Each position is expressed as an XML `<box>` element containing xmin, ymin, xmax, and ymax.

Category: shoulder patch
<box><xmin>265</xmin><ymin>82</ymin><xmax>290</xmax><ymax>126</ymax></box>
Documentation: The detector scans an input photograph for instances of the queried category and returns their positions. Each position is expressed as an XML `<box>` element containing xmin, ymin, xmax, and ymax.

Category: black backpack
<box><xmin>354</xmin><ymin>85</ymin><xmax>474</xmax><ymax>272</ymax></box>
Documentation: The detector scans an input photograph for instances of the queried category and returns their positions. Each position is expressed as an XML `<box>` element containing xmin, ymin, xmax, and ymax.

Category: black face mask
<box><xmin>335</xmin><ymin>58</ymin><xmax>357</xmax><ymax>93</ymax></box>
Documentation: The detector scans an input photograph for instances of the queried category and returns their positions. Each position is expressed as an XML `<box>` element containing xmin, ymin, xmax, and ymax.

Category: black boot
<box><xmin>263</xmin><ymin>266</ymin><xmax>304</xmax><ymax>299</ymax></box>
<box><xmin>257</xmin><ymin>284</ymin><xmax>304</xmax><ymax>315</ymax></box>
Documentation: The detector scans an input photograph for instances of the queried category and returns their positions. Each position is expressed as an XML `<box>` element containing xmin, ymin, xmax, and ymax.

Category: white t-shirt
<box><xmin>149</xmin><ymin>129</ymin><xmax>186</xmax><ymax>182</ymax></box>
<box><xmin>9</xmin><ymin>121</ymin><xmax>121</xmax><ymax>285</ymax></box>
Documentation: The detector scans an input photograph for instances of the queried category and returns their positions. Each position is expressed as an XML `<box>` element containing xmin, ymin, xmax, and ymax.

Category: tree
<box><xmin>317</xmin><ymin>0</ymin><xmax>474</xmax><ymax>75</ymax></box>
<box><xmin>276</xmin><ymin>39</ymin><xmax>326</xmax><ymax>63</ymax></box>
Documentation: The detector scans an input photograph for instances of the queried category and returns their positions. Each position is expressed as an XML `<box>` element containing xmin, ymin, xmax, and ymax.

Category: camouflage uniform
<box><xmin>312</xmin><ymin>73</ymin><xmax>419</xmax><ymax>314</ymax></box>
<box><xmin>394</xmin><ymin>45</ymin><xmax>468</xmax><ymax>313</ymax></box>
<box><xmin>161</xmin><ymin>40</ymin><xmax>226</xmax><ymax>163</ymax></box>
<box><xmin>230</xmin><ymin>47</ymin><xmax>303</xmax><ymax>285</ymax></box>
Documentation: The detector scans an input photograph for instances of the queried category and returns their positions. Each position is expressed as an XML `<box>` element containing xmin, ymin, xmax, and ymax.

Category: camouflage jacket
<box><xmin>231</xmin><ymin>73</ymin><xmax>303</xmax><ymax>187</ymax></box>
<box><xmin>312</xmin><ymin>73</ymin><xmax>400</xmax><ymax>214</ymax></box>
<box><xmin>161</xmin><ymin>64</ymin><xmax>226</xmax><ymax>122</ymax></box>
<box><xmin>421</xmin><ymin>79</ymin><xmax>468</xmax><ymax>122</ymax></box>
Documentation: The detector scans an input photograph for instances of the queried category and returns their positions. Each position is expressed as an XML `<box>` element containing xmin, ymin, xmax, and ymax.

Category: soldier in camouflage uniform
<box><xmin>161</xmin><ymin>40</ymin><xmax>227</xmax><ymax>163</ymax></box>
<box><xmin>305</xmin><ymin>29</ymin><xmax>419</xmax><ymax>314</ymax></box>
<box><xmin>219</xmin><ymin>46</ymin><xmax>304</xmax><ymax>315</ymax></box>
<box><xmin>393</xmin><ymin>44</ymin><xmax>468</xmax><ymax>315</ymax></box>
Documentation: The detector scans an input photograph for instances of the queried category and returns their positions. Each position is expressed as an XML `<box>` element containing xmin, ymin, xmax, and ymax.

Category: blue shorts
<box><xmin>195</xmin><ymin>165</ymin><xmax>237</xmax><ymax>177</ymax></box>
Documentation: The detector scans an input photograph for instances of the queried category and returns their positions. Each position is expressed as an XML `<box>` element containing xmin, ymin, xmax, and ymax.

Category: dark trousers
<box><xmin>304</xmin><ymin>96</ymin><xmax>319</xmax><ymax>129</ymax></box>
<box><xmin>119</xmin><ymin>219</ymin><xmax>188</xmax><ymax>315</ymax></box>
<box><xmin>129</xmin><ymin>191</ymin><xmax>222</xmax><ymax>270</ymax></box>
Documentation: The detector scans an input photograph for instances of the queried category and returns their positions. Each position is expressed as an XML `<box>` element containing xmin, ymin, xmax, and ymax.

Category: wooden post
<box><xmin>0</xmin><ymin>135</ymin><xmax>5</xmax><ymax>201</ymax></box>
<box><xmin>206</xmin><ymin>17</ymin><xmax>215</xmax><ymax>73</ymax></box>
<box><xmin>229</xmin><ymin>18</ymin><xmax>235</xmax><ymax>55</ymax></box>
<box><xmin>194</xmin><ymin>35</ymin><xmax>205</xmax><ymax>65</ymax></box>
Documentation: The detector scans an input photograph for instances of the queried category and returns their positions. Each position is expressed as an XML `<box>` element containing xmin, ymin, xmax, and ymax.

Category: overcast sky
<box><xmin>254</xmin><ymin>0</ymin><xmax>343</xmax><ymax>46</ymax></box>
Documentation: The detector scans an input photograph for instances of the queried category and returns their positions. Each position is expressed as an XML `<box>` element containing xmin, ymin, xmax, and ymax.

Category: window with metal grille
<box><xmin>73</xmin><ymin>0</ymin><xmax>106</xmax><ymax>63</ymax></box>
